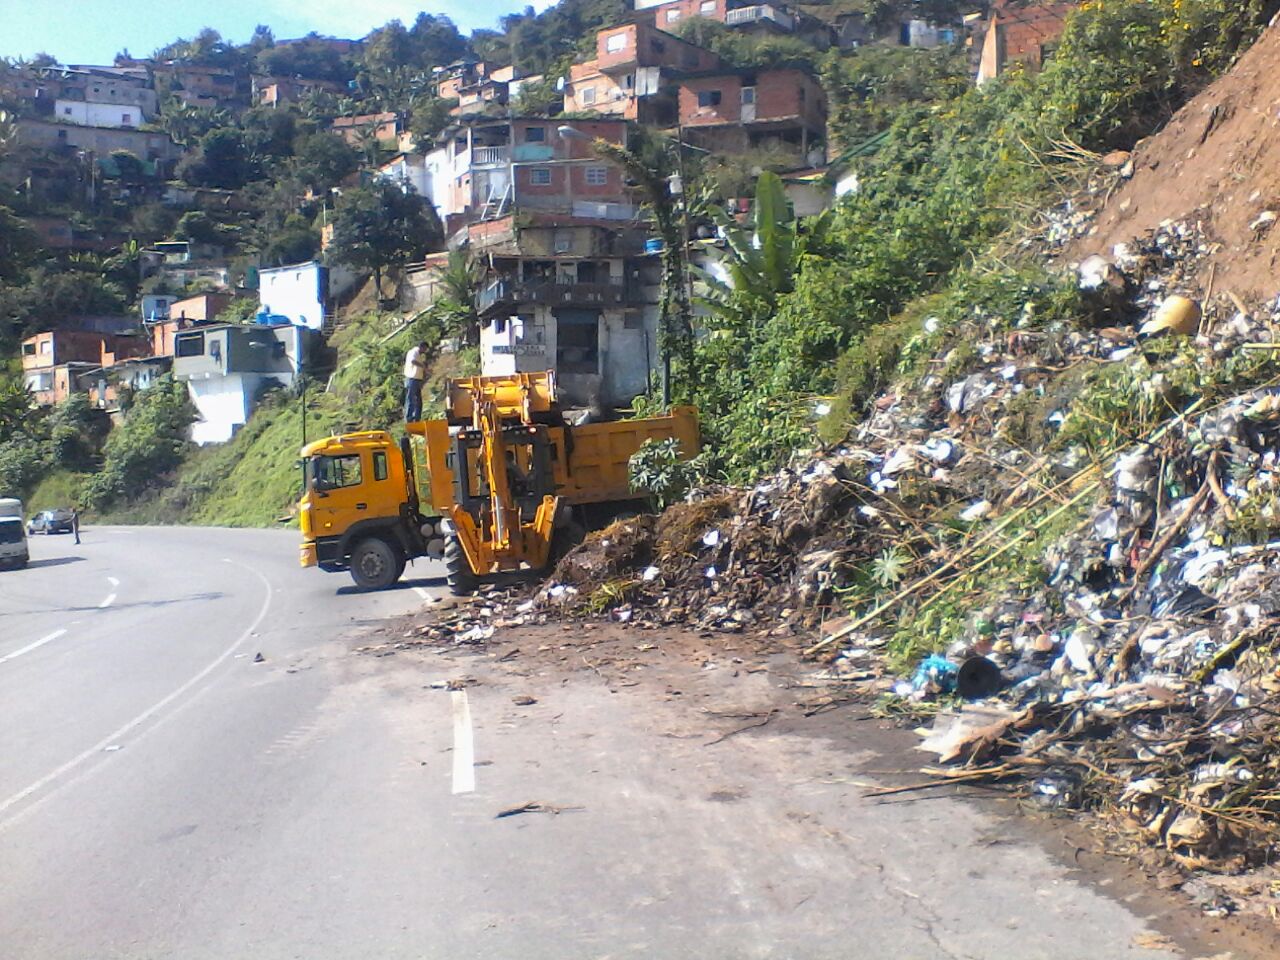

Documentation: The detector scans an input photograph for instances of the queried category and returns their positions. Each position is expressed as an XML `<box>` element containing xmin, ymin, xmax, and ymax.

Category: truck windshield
<box><xmin>311</xmin><ymin>454</ymin><xmax>363</xmax><ymax>490</ymax></box>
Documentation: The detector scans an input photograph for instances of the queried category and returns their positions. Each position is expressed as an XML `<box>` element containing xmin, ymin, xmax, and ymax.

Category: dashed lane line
<box><xmin>0</xmin><ymin>629</ymin><xmax>67</xmax><ymax>666</ymax></box>
<box><xmin>0</xmin><ymin>561</ymin><xmax>275</xmax><ymax>829</ymax></box>
<box><xmin>451</xmin><ymin>689</ymin><xmax>476</xmax><ymax>795</ymax></box>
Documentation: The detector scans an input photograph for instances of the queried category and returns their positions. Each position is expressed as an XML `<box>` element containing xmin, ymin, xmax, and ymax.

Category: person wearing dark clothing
<box><xmin>71</xmin><ymin>507</ymin><xmax>80</xmax><ymax>545</ymax></box>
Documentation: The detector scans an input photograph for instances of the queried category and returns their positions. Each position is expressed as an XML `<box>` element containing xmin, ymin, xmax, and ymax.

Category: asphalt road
<box><xmin>0</xmin><ymin>526</ymin><xmax>1253</xmax><ymax>958</ymax></box>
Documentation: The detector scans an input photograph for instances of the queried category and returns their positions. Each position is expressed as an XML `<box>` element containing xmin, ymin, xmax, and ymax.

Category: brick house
<box><xmin>679</xmin><ymin>67</ymin><xmax>827</xmax><ymax>156</ymax></box>
<box><xmin>564</xmin><ymin>23</ymin><xmax>722</xmax><ymax>125</ymax></box>
<box><xmin>976</xmin><ymin>1</ymin><xmax>1079</xmax><ymax>84</ymax></box>
<box><xmin>331</xmin><ymin>112</ymin><xmax>403</xmax><ymax>146</ymax></box>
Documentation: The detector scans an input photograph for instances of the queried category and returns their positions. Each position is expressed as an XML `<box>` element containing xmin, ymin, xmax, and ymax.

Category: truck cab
<box><xmin>0</xmin><ymin>498</ymin><xmax>30</xmax><ymax>569</ymax></box>
<box><xmin>298</xmin><ymin>431</ymin><xmax>445</xmax><ymax>589</ymax></box>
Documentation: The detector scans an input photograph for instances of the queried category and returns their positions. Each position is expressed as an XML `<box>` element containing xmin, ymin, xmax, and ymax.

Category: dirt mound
<box><xmin>1063</xmin><ymin>21</ymin><xmax>1280</xmax><ymax>299</ymax></box>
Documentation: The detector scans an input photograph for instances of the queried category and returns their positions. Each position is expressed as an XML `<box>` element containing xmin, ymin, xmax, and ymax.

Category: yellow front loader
<box><xmin>298</xmin><ymin>371</ymin><xmax>699</xmax><ymax>594</ymax></box>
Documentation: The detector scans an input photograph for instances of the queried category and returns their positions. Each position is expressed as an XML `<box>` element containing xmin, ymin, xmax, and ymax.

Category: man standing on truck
<box><xmin>404</xmin><ymin>340</ymin><xmax>429</xmax><ymax>422</ymax></box>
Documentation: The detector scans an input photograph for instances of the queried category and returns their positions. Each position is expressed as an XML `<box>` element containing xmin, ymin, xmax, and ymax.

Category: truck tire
<box><xmin>444</xmin><ymin>537</ymin><xmax>478</xmax><ymax>596</ymax></box>
<box><xmin>349</xmin><ymin>537</ymin><xmax>402</xmax><ymax>591</ymax></box>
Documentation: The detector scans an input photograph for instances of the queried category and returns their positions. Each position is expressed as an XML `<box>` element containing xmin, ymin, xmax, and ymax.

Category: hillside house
<box><xmin>258</xmin><ymin>261</ymin><xmax>360</xmax><ymax>332</ymax></box>
<box><xmin>564</xmin><ymin>23</ymin><xmax>722</xmax><ymax>125</ymax></box>
<box><xmin>88</xmin><ymin>356</ymin><xmax>173</xmax><ymax>416</ymax></box>
<box><xmin>678</xmin><ymin>67</ymin><xmax>826</xmax><ymax>157</ymax></box>
<box><xmin>254</xmin><ymin>76</ymin><xmax>346</xmax><ymax>107</ymax></box>
<box><xmin>422</xmin><ymin>118</ymin><xmax>633</xmax><ymax>234</ymax></box>
<box><xmin>641</xmin><ymin>0</ymin><xmax>833</xmax><ymax>46</ymax></box>
<box><xmin>172</xmin><ymin>323</ymin><xmax>309</xmax><ymax>444</ymax></box>
<box><xmin>21</xmin><ymin>327</ymin><xmax>148</xmax><ymax>406</ymax></box>
<box><xmin>976</xmin><ymin>1</ymin><xmax>1078</xmax><ymax>84</ymax></box>
<box><xmin>331</xmin><ymin>112</ymin><xmax>403</xmax><ymax>146</ymax></box>
<box><xmin>15</xmin><ymin>118</ymin><xmax>182</xmax><ymax>169</ymax></box>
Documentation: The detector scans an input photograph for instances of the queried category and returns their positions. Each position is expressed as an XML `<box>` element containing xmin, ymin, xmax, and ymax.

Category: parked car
<box><xmin>27</xmin><ymin>508</ymin><xmax>75</xmax><ymax>535</ymax></box>
<box><xmin>0</xmin><ymin>497</ymin><xmax>28</xmax><ymax>568</ymax></box>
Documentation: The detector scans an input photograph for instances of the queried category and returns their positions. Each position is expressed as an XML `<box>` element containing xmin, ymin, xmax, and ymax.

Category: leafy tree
<box><xmin>259</xmin><ymin>213</ymin><xmax>319</xmax><ymax>267</ymax></box>
<box><xmin>294</xmin><ymin>132</ymin><xmax>359</xmax><ymax>193</ymax></box>
<box><xmin>0</xmin><ymin>205</ymin><xmax>37</xmax><ymax>282</ymax></box>
<box><xmin>176</xmin><ymin>127</ymin><xmax>254</xmax><ymax>188</ymax></box>
<box><xmin>326</xmin><ymin>180</ymin><xmax>441</xmax><ymax>298</ymax></box>
<box><xmin>256</xmin><ymin>36</ymin><xmax>354</xmax><ymax>84</ymax></box>
<box><xmin>174</xmin><ymin>210</ymin><xmax>220</xmax><ymax>244</ymax></box>
<box><xmin>82</xmin><ymin>377</ymin><xmax>193</xmax><ymax>510</ymax></box>
<box><xmin>408</xmin><ymin>95</ymin><xmax>450</xmax><ymax>145</ymax></box>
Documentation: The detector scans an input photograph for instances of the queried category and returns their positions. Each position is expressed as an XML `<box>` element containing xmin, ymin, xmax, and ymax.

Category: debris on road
<box><xmin>495</xmin><ymin>801</ymin><xmax>584</xmax><ymax>819</ymax></box>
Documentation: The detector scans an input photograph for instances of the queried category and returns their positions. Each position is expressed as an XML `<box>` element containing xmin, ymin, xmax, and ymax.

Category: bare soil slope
<box><xmin>1065</xmin><ymin>21</ymin><xmax>1280</xmax><ymax>298</ymax></box>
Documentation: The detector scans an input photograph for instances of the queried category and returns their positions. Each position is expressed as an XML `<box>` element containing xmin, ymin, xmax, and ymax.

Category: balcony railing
<box><xmin>725</xmin><ymin>5</ymin><xmax>794</xmax><ymax>29</ymax></box>
<box><xmin>471</xmin><ymin>145</ymin><xmax>511</xmax><ymax>166</ymax></box>
<box><xmin>478</xmin><ymin>276</ymin><xmax>630</xmax><ymax>314</ymax></box>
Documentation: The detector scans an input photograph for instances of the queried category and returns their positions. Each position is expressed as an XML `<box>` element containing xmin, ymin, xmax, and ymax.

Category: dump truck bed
<box><xmin>549</xmin><ymin>405</ymin><xmax>700</xmax><ymax>505</ymax></box>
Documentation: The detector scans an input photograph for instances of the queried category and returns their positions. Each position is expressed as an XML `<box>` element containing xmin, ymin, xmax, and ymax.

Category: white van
<box><xmin>0</xmin><ymin>498</ymin><xmax>29</xmax><ymax>569</ymax></box>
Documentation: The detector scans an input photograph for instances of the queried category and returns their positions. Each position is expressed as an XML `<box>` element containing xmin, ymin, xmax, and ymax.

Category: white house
<box><xmin>54</xmin><ymin>99</ymin><xmax>148</xmax><ymax>128</ymax></box>
<box><xmin>378</xmin><ymin>153</ymin><xmax>433</xmax><ymax>202</ymax></box>
<box><xmin>258</xmin><ymin>261</ymin><xmax>360</xmax><ymax>331</ymax></box>
<box><xmin>172</xmin><ymin>323</ymin><xmax>308</xmax><ymax>444</ymax></box>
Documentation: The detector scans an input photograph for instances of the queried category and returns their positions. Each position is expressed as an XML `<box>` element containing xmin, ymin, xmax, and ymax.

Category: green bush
<box><xmin>82</xmin><ymin>377</ymin><xmax>194</xmax><ymax>511</ymax></box>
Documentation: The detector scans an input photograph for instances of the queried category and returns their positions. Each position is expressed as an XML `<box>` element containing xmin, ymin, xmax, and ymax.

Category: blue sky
<box><xmin>0</xmin><ymin>0</ymin><xmax>547</xmax><ymax>64</ymax></box>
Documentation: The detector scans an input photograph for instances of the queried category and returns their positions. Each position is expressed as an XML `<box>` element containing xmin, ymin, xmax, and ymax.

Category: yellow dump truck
<box><xmin>298</xmin><ymin>371</ymin><xmax>699</xmax><ymax>593</ymax></box>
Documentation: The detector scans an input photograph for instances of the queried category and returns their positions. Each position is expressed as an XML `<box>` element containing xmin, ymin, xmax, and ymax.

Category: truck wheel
<box><xmin>349</xmin><ymin>538</ymin><xmax>402</xmax><ymax>591</ymax></box>
<box><xmin>444</xmin><ymin>537</ymin><xmax>478</xmax><ymax>596</ymax></box>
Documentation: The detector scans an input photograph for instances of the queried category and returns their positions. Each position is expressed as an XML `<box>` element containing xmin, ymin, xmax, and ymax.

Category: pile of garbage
<box><xmin>418</xmin><ymin>216</ymin><xmax>1280</xmax><ymax>876</ymax></box>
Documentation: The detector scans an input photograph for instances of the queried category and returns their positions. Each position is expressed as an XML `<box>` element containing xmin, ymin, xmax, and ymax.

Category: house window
<box><xmin>581</xmin><ymin>87</ymin><xmax>596</xmax><ymax>105</ymax></box>
<box><xmin>741</xmin><ymin>87</ymin><xmax>756</xmax><ymax>105</ymax></box>
<box><xmin>22</xmin><ymin>343</ymin><xmax>35</xmax><ymax>356</ymax></box>
<box><xmin>524</xmin><ymin>126</ymin><xmax>546</xmax><ymax>142</ymax></box>
<box><xmin>666</xmin><ymin>9</ymin><xmax>681</xmax><ymax>22</ymax></box>
<box><xmin>798</xmin><ymin>86</ymin><xmax>806</xmax><ymax>104</ymax></box>
<box><xmin>40</xmin><ymin>340</ymin><xmax>52</xmax><ymax>355</ymax></box>
<box><xmin>175</xmin><ymin>333</ymin><xmax>205</xmax><ymax>357</ymax></box>
<box><xmin>63</xmin><ymin>107</ymin><xmax>72</xmax><ymax>115</ymax></box>
<box><xmin>606</xmin><ymin>32</ymin><xmax>627</xmax><ymax>53</ymax></box>
<box><xmin>373</xmin><ymin>451</ymin><xmax>388</xmax><ymax>481</ymax></box>
<box><xmin>122</xmin><ymin>113</ymin><xmax>132</xmax><ymax>124</ymax></box>
<box><xmin>650</xmin><ymin>39</ymin><xmax>666</xmax><ymax>54</ymax></box>
<box><xmin>529</xmin><ymin>167</ymin><xmax>552</xmax><ymax>185</ymax></box>
<box><xmin>700</xmin><ymin>0</ymin><xmax>716</xmax><ymax>11</ymax></box>
<box><xmin>585</xmin><ymin>166</ymin><xmax>609</xmax><ymax>186</ymax></box>
<box><xmin>697</xmin><ymin>90</ymin><xmax>722</xmax><ymax>107</ymax></box>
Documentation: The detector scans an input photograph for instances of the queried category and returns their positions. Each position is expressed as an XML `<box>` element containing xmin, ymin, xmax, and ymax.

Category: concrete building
<box><xmin>678</xmin><ymin>66</ymin><xmax>827</xmax><ymax>157</ymax></box>
<box><xmin>331</xmin><ymin>112</ymin><xmax>403</xmax><ymax>146</ymax></box>
<box><xmin>976</xmin><ymin>1</ymin><xmax>1078</xmax><ymax>85</ymax></box>
<box><xmin>172</xmin><ymin>323</ymin><xmax>309</xmax><ymax>444</ymax></box>
<box><xmin>15</xmin><ymin>118</ymin><xmax>182</xmax><ymax>167</ymax></box>
<box><xmin>563</xmin><ymin>23</ymin><xmax>722</xmax><ymax>125</ymax></box>
<box><xmin>423</xmin><ymin>118</ymin><xmax>633</xmax><ymax>235</ymax></box>
<box><xmin>21</xmin><ymin>327</ymin><xmax>148</xmax><ymax>406</ymax></box>
<box><xmin>169</xmin><ymin>292</ymin><xmax>234</xmax><ymax>323</ymax></box>
<box><xmin>463</xmin><ymin>215</ymin><xmax>660</xmax><ymax>407</ymax></box>
<box><xmin>258</xmin><ymin>261</ymin><xmax>360</xmax><ymax>332</ymax></box>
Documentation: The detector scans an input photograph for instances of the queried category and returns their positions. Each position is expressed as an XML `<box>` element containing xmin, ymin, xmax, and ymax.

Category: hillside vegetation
<box><xmin>2</xmin><ymin>0</ymin><xmax>1278</xmax><ymax>528</ymax></box>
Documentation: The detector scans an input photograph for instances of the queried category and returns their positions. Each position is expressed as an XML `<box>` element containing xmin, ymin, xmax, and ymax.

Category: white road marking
<box><xmin>0</xmin><ymin>629</ymin><xmax>67</xmax><ymax>666</ymax></box>
<box><xmin>98</xmin><ymin>593</ymin><xmax>116</xmax><ymax>609</ymax></box>
<box><xmin>413</xmin><ymin>586</ymin><xmax>430</xmax><ymax>601</ymax></box>
<box><xmin>0</xmin><ymin>563</ymin><xmax>275</xmax><ymax>829</ymax></box>
<box><xmin>451</xmin><ymin>690</ymin><xmax>476</xmax><ymax>795</ymax></box>
<box><xmin>107</xmin><ymin>577</ymin><xmax>120</xmax><ymax>587</ymax></box>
